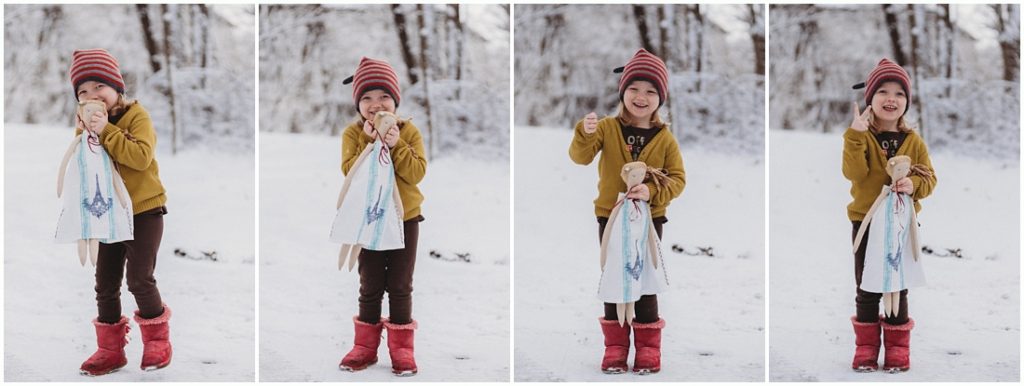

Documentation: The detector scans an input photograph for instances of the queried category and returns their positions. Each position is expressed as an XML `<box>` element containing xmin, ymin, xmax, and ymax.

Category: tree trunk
<box><xmin>908</xmin><ymin>5</ymin><xmax>924</xmax><ymax>137</ymax></box>
<box><xmin>161</xmin><ymin>4</ymin><xmax>179</xmax><ymax>154</ymax></box>
<box><xmin>136</xmin><ymin>4</ymin><xmax>162</xmax><ymax>74</ymax></box>
<box><xmin>447</xmin><ymin>4</ymin><xmax>463</xmax><ymax>99</ymax></box>
<box><xmin>993</xmin><ymin>5</ymin><xmax>1021</xmax><ymax>82</ymax></box>
<box><xmin>749</xmin><ymin>4</ymin><xmax>765</xmax><ymax>75</ymax></box>
<box><xmin>632</xmin><ymin>5</ymin><xmax>655</xmax><ymax>55</ymax></box>
<box><xmin>657</xmin><ymin>5</ymin><xmax>669</xmax><ymax>61</ymax></box>
<box><xmin>416</xmin><ymin>4</ymin><xmax>434</xmax><ymax>159</ymax></box>
<box><xmin>391</xmin><ymin>4</ymin><xmax>419</xmax><ymax>85</ymax></box>
<box><xmin>881</xmin><ymin>4</ymin><xmax>908</xmax><ymax>66</ymax></box>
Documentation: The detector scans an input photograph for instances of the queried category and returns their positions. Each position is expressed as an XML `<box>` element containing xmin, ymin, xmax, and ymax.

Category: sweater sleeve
<box><xmin>568</xmin><ymin>118</ymin><xmax>604</xmax><ymax>165</ymax></box>
<box><xmin>648</xmin><ymin>138</ymin><xmax>686</xmax><ymax>207</ymax></box>
<box><xmin>390</xmin><ymin>122</ymin><xmax>427</xmax><ymax>185</ymax></box>
<box><xmin>842</xmin><ymin>128</ymin><xmax>871</xmax><ymax>182</ymax></box>
<box><xmin>341</xmin><ymin>125</ymin><xmax>370</xmax><ymax>175</ymax></box>
<box><xmin>909</xmin><ymin>137</ymin><xmax>937</xmax><ymax>201</ymax></box>
<box><xmin>99</xmin><ymin>110</ymin><xmax>157</xmax><ymax>171</ymax></box>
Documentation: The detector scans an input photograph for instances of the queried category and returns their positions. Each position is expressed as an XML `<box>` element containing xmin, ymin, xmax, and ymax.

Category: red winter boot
<box><xmin>631</xmin><ymin>318</ymin><xmax>665</xmax><ymax>375</ymax></box>
<box><xmin>339</xmin><ymin>316</ymin><xmax>384</xmax><ymax>371</ymax></box>
<box><xmin>881</xmin><ymin>318</ymin><xmax>914</xmax><ymax>372</ymax></box>
<box><xmin>384</xmin><ymin>319</ymin><xmax>418</xmax><ymax>376</ymax></box>
<box><xmin>134</xmin><ymin>305</ymin><xmax>173</xmax><ymax>371</ymax></box>
<box><xmin>80</xmin><ymin>316</ymin><xmax>130</xmax><ymax>376</ymax></box>
<box><xmin>851</xmin><ymin>316</ymin><xmax>882</xmax><ymax>372</ymax></box>
<box><xmin>598</xmin><ymin>318</ymin><xmax>630</xmax><ymax>374</ymax></box>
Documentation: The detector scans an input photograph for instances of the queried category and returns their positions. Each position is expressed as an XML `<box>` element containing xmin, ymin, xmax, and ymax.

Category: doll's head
<box><xmin>77</xmin><ymin>100</ymin><xmax>106</xmax><ymax>123</ymax></box>
<box><xmin>343</xmin><ymin>57</ymin><xmax>402</xmax><ymax>122</ymax></box>
<box><xmin>886</xmin><ymin>155</ymin><xmax>912</xmax><ymax>181</ymax></box>
<box><xmin>372</xmin><ymin>111</ymin><xmax>400</xmax><ymax>133</ymax></box>
<box><xmin>621</xmin><ymin>161</ymin><xmax>648</xmax><ymax>189</ymax></box>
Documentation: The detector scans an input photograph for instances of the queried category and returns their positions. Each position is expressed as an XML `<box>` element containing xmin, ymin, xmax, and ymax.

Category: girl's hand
<box><xmin>625</xmin><ymin>183</ymin><xmax>650</xmax><ymax>201</ymax></box>
<box><xmin>86</xmin><ymin>110</ymin><xmax>108</xmax><ymax>134</ymax></box>
<box><xmin>850</xmin><ymin>103</ymin><xmax>871</xmax><ymax>132</ymax></box>
<box><xmin>583</xmin><ymin>112</ymin><xmax>598</xmax><ymax>134</ymax></box>
<box><xmin>383</xmin><ymin>126</ymin><xmax>400</xmax><ymax>148</ymax></box>
<box><xmin>893</xmin><ymin>177</ymin><xmax>914</xmax><ymax>194</ymax></box>
<box><xmin>363</xmin><ymin>119</ymin><xmax>376</xmax><ymax>140</ymax></box>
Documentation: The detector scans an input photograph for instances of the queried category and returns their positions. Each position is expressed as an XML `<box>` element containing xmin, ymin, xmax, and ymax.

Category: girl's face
<box><xmin>358</xmin><ymin>89</ymin><xmax>396</xmax><ymax>121</ymax></box>
<box><xmin>870</xmin><ymin>81</ymin><xmax>907</xmax><ymax>123</ymax></box>
<box><xmin>622</xmin><ymin>80</ymin><xmax>660</xmax><ymax>122</ymax></box>
<box><xmin>76</xmin><ymin>80</ymin><xmax>119</xmax><ymax>112</ymax></box>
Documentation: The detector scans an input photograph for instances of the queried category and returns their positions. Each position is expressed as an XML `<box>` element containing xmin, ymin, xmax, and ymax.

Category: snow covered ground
<box><xmin>258</xmin><ymin>131</ymin><xmax>510</xmax><ymax>381</ymax></box>
<box><xmin>4</xmin><ymin>123</ymin><xmax>255</xmax><ymax>381</ymax></box>
<box><xmin>768</xmin><ymin>129</ymin><xmax>1019</xmax><ymax>381</ymax></box>
<box><xmin>514</xmin><ymin>126</ymin><xmax>765</xmax><ymax>381</ymax></box>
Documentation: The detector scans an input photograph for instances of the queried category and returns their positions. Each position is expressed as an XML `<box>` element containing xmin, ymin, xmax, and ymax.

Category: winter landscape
<box><xmin>768</xmin><ymin>130</ymin><xmax>1019</xmax><ymax>381</ymax></box>
<box><xmin>768</xmin><ymin>5</ymin><xmax>1019</xmax><ymax>381</ymax></box>
<box><xmin>4</xmin><ymin>124</ymin><xmax>255</xmax><ymax>381</ymax></box>
<box><xmin>258</xmin><ymin>4</ymin><xmax>511</xmax><ymax>381</ymax></box>
<box><xmin>514</xmin><ymin>127</ymin><xmax>765</xmax><ymax>382</ymax></box>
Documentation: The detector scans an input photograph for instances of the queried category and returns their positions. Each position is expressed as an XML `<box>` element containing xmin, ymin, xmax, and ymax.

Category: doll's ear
<box><xmin>613</xmin><ymin>66</ymin><xmax>624</xmax><ymax>74</ymax></box>
<box><xmin>852</xmin><ymin>82</ymin><xmax>865</xmax><ymax>90</ymax></box>
<box><xmin>342</xmin><ymin>76</ymin><xmax>354</xmax><ymax>85</ymax></box>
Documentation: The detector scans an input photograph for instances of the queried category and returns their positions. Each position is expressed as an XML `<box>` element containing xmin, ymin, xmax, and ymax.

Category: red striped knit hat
<box><xmin>343</xmin><ymin>57</ymin><xmax>401</xmax><ymax>112</ymax></box>
<box><xmin>864</xmin><ymin>58</ymin><xmax>911</xmax><ymax>111</ymax></box>
<box><xmin>68</xmin><ymin>49</ymin><xmax>125</xmax><ymax>99</ymax></box>
<box><xmin>615</xmin><ymin>48</ymin><xmax>669</xmax><ymax>107</ymax></box>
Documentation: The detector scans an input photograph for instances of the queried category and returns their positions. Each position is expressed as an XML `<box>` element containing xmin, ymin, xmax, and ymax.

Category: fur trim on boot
<box><xmin>134</xmin><ymin>305</ymin><xmax>172</xmax><ymax>371</ymax></box>
<box><xmin>882</xmin><ymin>318</ymin><xmax>914</xmax><ymax>373</ymax></box>
<box><xmin>384</xmin><ymin>319</ymin><xmax>418</xmax><ymax>376</ymax></box>
<box><xmin>339</xmin><ymin>316</ymin><xmax>384</xmax><ymax>372</ymax></box>
<box><xmin>851</xmin><ymin>316</ymin><xmax>882</xmax><ymax>372</ymax></box>
<box><xmin>599</xmin><ymin>317</ymin><xmax>630</xmax><ymax>374</ymax></box>
<box><xmin>631</xmin><ymin>318</ymin><xmax>665</xmax><ymax>375</ymax></box>
<box><xmin>80</xmin><ymin>316</ymin><xmax>130</xmax><ymax>376</ymax></box>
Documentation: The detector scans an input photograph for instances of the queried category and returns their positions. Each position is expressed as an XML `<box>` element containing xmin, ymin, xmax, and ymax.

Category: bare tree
<box><xmin>748</xmin><ymin>4</ymin><xmax>764</xmax><ymax>75</ymax></box>
<box><xmin>136</xmin><ymin>5</ymin><xmax>162</xmax><ymax>74</ymax></box>
<box><xmin>391</xmin><ymin>4</ymin><xmax>419</xmax><ymax>85</ymax></box>
<box><xmin>881</xmin><ymin>4</ymin><xmax>908</xmax><ymax>66</ymax></box>
<box><xmin>416</xmin><ymin>4</ymin><xmax>434</xmax><ymax>158</ymax></box>
<box><xmin>632</xmin><ymin>5</ymin><xmax>655</xmax><ymax>55</ymax></box>
<box><xmin>992</xmin><ymin>4</ymin><xmax>1020</xmax><ymax>82</ymax></box>
<box><xmin>160</xmin><ymin>4</ymin><xmax>180</xmax><ymax>154</ymax></box>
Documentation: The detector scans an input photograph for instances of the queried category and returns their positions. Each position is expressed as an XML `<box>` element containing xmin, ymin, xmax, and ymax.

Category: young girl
<box><xmin>568</xmin><ymin>49</ymin><xmax>686</xmax><ymax>375</ymax></box>
<box><xmin>70</xmin><ymin>49</ymin><xmax>173</xmax><ymax>375</ymax></box>
<box><xmin>337</xmin><ymin>57</ymin><xmax>428</xmax><ymax>376</ymax></box>
<box><xmin>843</xmin><ymin>58</ymin><xmax>936</xmax><ymax>372</ymax></box>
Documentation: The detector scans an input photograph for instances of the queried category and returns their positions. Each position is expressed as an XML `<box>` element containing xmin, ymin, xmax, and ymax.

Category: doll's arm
<box><xmin>908</xmin><ymin>140</ymin><xmax>937</xmax><ymax>201</ymax></box>
<box><xmin>853</xmin><ymin>189</ymin><xmax>888</xmax><ymax>252</ymax></box>
<box><xmin>647</xmin><ymin>140</ymin><xmax>685</xmax><ymax>208</ymax></box>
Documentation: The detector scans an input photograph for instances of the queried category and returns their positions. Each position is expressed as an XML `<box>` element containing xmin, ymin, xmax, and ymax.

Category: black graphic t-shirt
<box><xmin>874</xmin><ymin>131</ymin><xmax>907</xmax><ymax>159</ymax></box>
<box><xmin>621</xmin><ymin>125</ymin><xmax>662</xmax><ymax>161</ymax></box>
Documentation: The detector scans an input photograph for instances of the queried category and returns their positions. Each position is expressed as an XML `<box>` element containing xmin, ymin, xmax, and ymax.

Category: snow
<box><xmin>4</xmin><ymin>124</ymin><xmax>255</xmax><ymax>381</ymax></box>
<box><xmin>258</xmin><ymin>131</ymin><xmax>510</xmax><ymax>381</ymax></box>
<box><xmin>768</xmin><ymin>129</ymin><xmax>1019</xmax><ymax>381</ymax></box>
<box><xmin>514</xmin><ymin>126</ymin><xmax>764</xmax><ymax>381</ymax></box>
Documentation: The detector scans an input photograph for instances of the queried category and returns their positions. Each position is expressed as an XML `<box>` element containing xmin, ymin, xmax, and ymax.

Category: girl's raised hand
<box><xmin>850</xmin><ymin>103</ymin><xmax>871</xmax><ymax>132</ymax></box>
<box><xmin>583</xmin><ymin>112</ymin><xmax>598</xmax><ymax>134</ymax></box>
<box><xmin>87</xmin><ymin>110</ymin><xmax>108</xmax><ymax>134</ymax></box>
<box><xmin>363</xmin><ymin>119</ymin><xmax>376</xmax><ymax>140</ymax></box>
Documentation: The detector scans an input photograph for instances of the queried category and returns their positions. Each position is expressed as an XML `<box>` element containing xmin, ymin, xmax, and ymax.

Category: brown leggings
<box><xmin>597</xmin><ymin>216</ymin><xmax>665</xmax><ymax>324</ymax></box>
<box><xmin>357</xmin><ymin>216</ymin><xmax>422</xmax><ymax>325</ymax></box>
<box><xmin>852</xmin><ymin>221</ymin><xmax>909</xmax><ymax>325</ymax></box>
<box><xmin>95</xmin><ymin>207</ymin><xmax>167</xmax><ymax>324</ymax></box>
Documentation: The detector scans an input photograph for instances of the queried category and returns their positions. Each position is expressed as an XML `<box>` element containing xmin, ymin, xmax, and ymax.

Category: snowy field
<box><xmin>4</xmin><ymin>124</ymin><xmax>255</xmax><ymax>381</ymax></box>
<box><xmin>258</xmin><ymin>132</ymin><xmax>510</xmax><ymax>381</ymax></box>
<box><xmin>768</xmin><ymin>129</ymin><xmax>1019</xmax><ymax>381</ymax></box>
<box><xmin>514</xmin><ymin>126</ymin><xmax>765</xmax><ymax>382</ymax></box>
